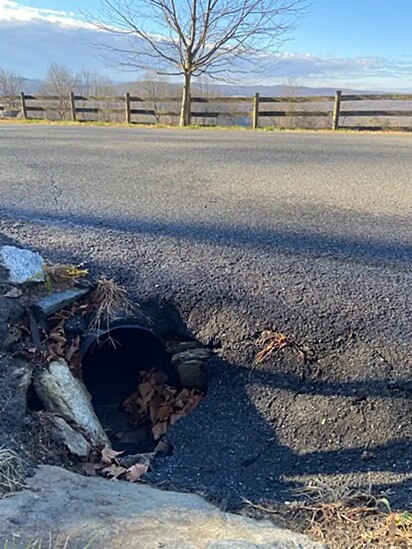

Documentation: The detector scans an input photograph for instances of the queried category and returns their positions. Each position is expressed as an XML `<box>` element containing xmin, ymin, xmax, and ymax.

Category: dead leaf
<box><xmin>79</xmin><ymin>462</ymin><xmax>102</xmax><ymax>476</ymax></box>
<box><xmin>101</xmin><ymin>445</ymin><xmax>123</xmax><ymax>465</ymax></box>
<box><xmin>125</xmin><ymin>463</ymin><xmax>148</xmax><ymax>482</ymax></box>
<box><xmin>255</xmin><ymin>331</ymin><xmax>288</xmax><ymax>364</ymax></box>
<box><xmin>100</xmin><ymin>464</ymin><xmax>126</xmax><ymax>479</ymax></box>
<box><xmin>65</xmin><ymin>335</ymin><xmax>81</xmax><ymax>362</ymax></box>
<box><xmin>3</xmin><ymin>287</ymin><xmax>23</xmax><ymax>298</ymax></box>
<box><xmin>152</xmin><ymin>421</ymin><xmax>168</xmax><ymax>440</ymax></box>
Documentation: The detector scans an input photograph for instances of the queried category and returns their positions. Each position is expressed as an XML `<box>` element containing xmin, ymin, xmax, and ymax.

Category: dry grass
<box><xmin>244</xmin><ymin>478</ymin><xmax>412</xmax><ymax>547</ymax></box>
<box><xmin>290</xmin><ymin>478</ymin><xmax>412</xmax><ymax>548</ymax></box>
<box><xmin>89</xmin><ymin>276</ymin><xmax>136</xmax><ymax>333</ymax></box>
<box><xmin>2</xmin><ymin>533</ymin><xmax>94</xmax><ymax>548</ymax></box>
<box><xmin>43</xmin><ymin>264</ymin><xmax>89</xmax><ymax>289</ymax></box>
<box><xmin>0</xmin><ymin>448</ymin><xmax>26</xmax><ymax>495</ymax></box>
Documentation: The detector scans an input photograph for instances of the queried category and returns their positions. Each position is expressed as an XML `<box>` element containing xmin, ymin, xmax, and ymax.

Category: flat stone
<box><xmin>176</xmin><ymin>341</ymin><xmax>201</xmax><ymax>352</ymax></box>
<box><xmin>51</xmin><ymin>416</ymin><xmax>91</xmax><ymax>457</ymax></box>
<box><xmin>172</xmin><ymin>348</ymin><xmax>210</xmax><ymax>366</ymax></box>
<box><xmin>32</xmin><ymin>287</ymin><xmax>90</xmax><ymax>317</ymax></box>
<box><xmin>0</xmin><ymin>246</ymin><xmax>44</xmax><ymax>285</ymax></box>
<box><xmin>0</xmin><ymin>466</ymin><xmax>325</xmax><ymax>548</ymax></box>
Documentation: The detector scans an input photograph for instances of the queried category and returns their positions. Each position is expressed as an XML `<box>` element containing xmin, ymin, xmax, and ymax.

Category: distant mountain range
<box><xmin>20</xmin><ymin>78</ymin><xmax>376</xmax><ymax>97</ymax></box>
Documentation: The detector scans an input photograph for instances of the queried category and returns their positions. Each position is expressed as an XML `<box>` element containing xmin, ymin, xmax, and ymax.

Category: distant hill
<box><xmin>19</xmin><ymin>77</ymin><xmax>377</xmax><ymax>98</ymax></box>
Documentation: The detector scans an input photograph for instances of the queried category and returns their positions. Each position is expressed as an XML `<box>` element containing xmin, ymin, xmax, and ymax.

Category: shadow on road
<box><xmin>0</xmin><ymin>205</ymin><xmax>411</xmax><ymax>267</ymax></box>
<box><xmin>0</xmin><ymin>210</ymin><xmax>411</xmax><ymax>513</ymax></box>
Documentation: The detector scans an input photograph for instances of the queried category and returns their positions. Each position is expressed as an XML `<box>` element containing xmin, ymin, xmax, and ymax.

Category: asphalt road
<box><xmin>1</xmin><ymin>125</ymin><xmax>412</xmax><ymax>508</ymax></box>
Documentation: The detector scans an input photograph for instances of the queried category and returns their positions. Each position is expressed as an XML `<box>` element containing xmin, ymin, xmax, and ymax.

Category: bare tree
<box><xmin>90</xmin><ymin>0</ymin><xmax>307</xmax><ymax>126</ymax></box>
<box><xmin>41</xmin><ymin>63</ymin><xmax>77</xmax><ymax>119</ymax></box>
<box><xmin>141</xmin><ymin>70</ymin><xmax>176</xmax><ymax>123</ymax></box>
<box><xmin>0</xmin><ymin>68</ymin><xmax>22</xmax><ymax>108</ymax></box>
<box><xmin>75</xmin><ymin>69</ymin><xmax>114</xmax><ymax>96</ymax></box>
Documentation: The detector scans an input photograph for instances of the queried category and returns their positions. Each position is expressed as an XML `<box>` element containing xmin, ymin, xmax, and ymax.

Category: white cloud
<box><xmin>1</xmin><ymin>1</ymin><xmax>411</xmax><ymax>89</ymax></box>
<box><xmin>0</xmin><ymin>0</ymin><xmax>94</xmax><ymax>29</ymax></box>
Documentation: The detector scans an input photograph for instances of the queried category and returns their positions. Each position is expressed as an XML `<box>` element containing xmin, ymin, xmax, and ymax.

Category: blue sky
<box><xmin>2</xmin><ymin>0</ymin><xmax>412</xmax><ymax>89</ymax></box>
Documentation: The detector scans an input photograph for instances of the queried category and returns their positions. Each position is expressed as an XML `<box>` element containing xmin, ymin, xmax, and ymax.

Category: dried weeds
<box><xmin>89</xmin><ymin>276</ymin><xmax>136</xmax><ymax>333</ymax></box>
<box><xmin>290</xmin><ymin>478</ymin><xmax>412</xmax><ymax>548</ymax></box>
<box><xmin>44</xmin><ymin>263</ymin><xmax>88</xmax><ymax>289</ymax></box>
<box><xmin>0</xmin><ymin>447</ymin><xmax>26</xmax><ymax>494</ymax></box>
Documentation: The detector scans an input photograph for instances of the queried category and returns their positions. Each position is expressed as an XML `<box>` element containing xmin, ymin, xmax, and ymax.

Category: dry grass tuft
<box><xmin>290</xmin><ymin>478</ymin><xmax>412</xmax><ymax>548</ymax></box>
<box><xmin>44</xmin><ymin>264</ymin><xmax>89</xmax><ymax>288</ymax></box>
<box><xmin>0</xmin><ymin>447</ymin><xmax>26</xmax><ymax>495</ymax></box>
<box><xmin>89</xmin><ymin>276</ymin><xmax>136</xmax><ymax>333</ymax></box>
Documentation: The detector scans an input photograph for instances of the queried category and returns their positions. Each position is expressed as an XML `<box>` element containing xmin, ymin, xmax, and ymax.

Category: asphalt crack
<box><xmin>50</xmin><ymin>178</ymin><xmax>63</xmax><ymax>210</ymax></box>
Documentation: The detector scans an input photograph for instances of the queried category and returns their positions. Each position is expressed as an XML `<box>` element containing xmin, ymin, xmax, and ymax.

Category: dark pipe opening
<box><xmin>82</xmin><ymin>325</ymin><xmax>176</xmax><ymax>454</ymax></box>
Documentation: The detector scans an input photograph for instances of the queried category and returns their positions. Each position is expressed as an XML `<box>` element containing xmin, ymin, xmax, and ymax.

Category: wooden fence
<box><xmin>2</xmin><ymin>90</ymin><xmax>412</xmax><ymax>130</ymax></box>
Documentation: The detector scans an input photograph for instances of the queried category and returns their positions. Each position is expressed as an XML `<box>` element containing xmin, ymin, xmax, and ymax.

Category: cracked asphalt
<box><xmin>1</xmin><ymin>124</ymin><xmax>412</xmax><ymax>512</ymax></box>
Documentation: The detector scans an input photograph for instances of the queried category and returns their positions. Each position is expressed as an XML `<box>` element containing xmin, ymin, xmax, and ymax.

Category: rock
<box><xmin>178</xmin><ymin>360</ymin><xmax>208</xmax><ymax>391</ymax></box>
<box><xmin>32</xmin><ymin>288</ymin><xmax>90</xmax><ymax>318</ymax></box>
<box><xmin>171</xmin><ymin>348</ymin><xmax>210</xmax><ymax>366</ymax></box>
<box><xmin>0</xmin><ymin>466</ymin><xmax>325</xmax><ymax>548</ymax></box>
<box><xmin>2</xmin><ymin>325</ymin><xmax>22</xmax><ymax>350</ymax></box>
<box><xmin>51</xmin><ymin>416</ymin><xmax>91</xmax><ymax>457</ymax></box>
<box><xmin>153</xmin><ymin>439</ymin><xmax>173</xmax><ymax>456</ymax></box>
<box><xmin>118</xmin><ymin>452</ymin><xmax>155</xmax><ymax>469</ymax></box>
<box><xmin>10</xmin><ymin>363</ymin><xmax>33</xmax><ymax>394</ymax></box>
<box><xmin>33</xmin><ymin>359</ymin><xmax>110</xmax><ymax>448</ymax></box>
<box><xmin>0</xmin><ymin>246</ymin><xmax>44</xmax><ymax>285</ymax></box>
<box><xmin>175</xmin><ymin>341</ymin><xmax>200</xmax><ymax>352</ymax></box>
<box><xmin>64</xmin><ymin>313</ymin><xmax>90</xmax><ymax>337</ymax></box>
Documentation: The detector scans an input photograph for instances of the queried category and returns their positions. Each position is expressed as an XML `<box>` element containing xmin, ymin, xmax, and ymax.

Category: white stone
<box><xmin>34</xmin><ymin>358</ymin><xmax>110</xmax><ymax>448</ymax></box>
<box><xmin>51</xmin><ymin>416</ymin><xmax>91</xmax><ymax>457</ymax></box>
<box><xmin>0</xmin><ymin>246</ymin><xmax>45</xmax><ymax>285</ymax></box>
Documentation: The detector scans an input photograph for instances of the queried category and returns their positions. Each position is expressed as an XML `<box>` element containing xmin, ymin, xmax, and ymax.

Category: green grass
<box><xmin>2</xmin><ymin>117</ymin><xmax>412</xmax><ymax>136</ymax></box>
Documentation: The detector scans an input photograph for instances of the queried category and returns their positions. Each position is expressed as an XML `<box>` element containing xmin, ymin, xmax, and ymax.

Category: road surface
<box><xmin>1</xmin><ymin>124</ymin><xmax>412</xmax><ymax>510</ymax></box>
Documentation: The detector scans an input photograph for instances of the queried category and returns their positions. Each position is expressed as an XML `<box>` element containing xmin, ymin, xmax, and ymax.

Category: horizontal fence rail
<box><xmin>1</xmin><ymin>90</ymin><xmax>412</xmax><ymax>131</ymax></box>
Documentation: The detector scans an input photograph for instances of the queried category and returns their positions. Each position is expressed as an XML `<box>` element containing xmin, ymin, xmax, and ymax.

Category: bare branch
<box><xmin>88</xmin><ymin>0</ymin><xmax>308</xmax><ymax>125</ymax></box>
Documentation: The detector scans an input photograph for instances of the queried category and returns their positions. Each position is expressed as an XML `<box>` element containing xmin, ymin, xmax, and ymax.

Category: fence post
<box><xmin>252</xmin><ymin>93</ymin><xmax>260</xmax><ymax>129</ymax></box>
<box><xmin>20</xmin><ymin>92</ymin><xmax>27</xmax><ymax>119</ymax></box>
<box><xmin>69</xmin><ymin>92</ymin><xmax>76</xmax><ymax>121</ymax></box>
<box><xmin>125</xmin><ymin>92</ymin><xmax>131</xmax><ymax>124</ymax></box>
<box><xmin>332</xmin><ymin>90</ymin><xmax>342</xmax><ymax>130</ymax></box>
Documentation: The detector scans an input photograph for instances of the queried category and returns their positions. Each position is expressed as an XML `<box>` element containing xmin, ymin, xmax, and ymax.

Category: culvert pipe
<box><xmin>81</xmin><ymin>323</ymin><xmax>177</xmax><ymax>407</ymax></box>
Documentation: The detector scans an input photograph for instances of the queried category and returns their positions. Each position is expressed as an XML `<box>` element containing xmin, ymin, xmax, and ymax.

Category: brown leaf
<box><xmin>100</xmin><ymin>464</ymin><xmax>126</xmax><ymax>479</ymax></box>
<box><xmin>152</xmin><ymin>421</ymin><xmax>168</xmax><ymax>440</ymax></box>
<box><xmin>101</xmin><ymin>445</ymin><xmax>123</xmax><ymax>465</ymax></box>
<box><xmin>155</xmin><ymin>401</ymin><xmax>175</xmax><ymax>422</ymax></box>
<box><xmin>79</xmin><ymin>462</ymin><xmax>102</xmax><ymax>476</ymax></box>
<box><xmin>65</xmin><ymin>335</ymin><xmax>81</xmax><ymax>362</ymax></box>
<box><xmin>3</xmin><ymin>287</ymin><xmax>23</xmax><ymax>298</ymax></box>
<box><xmin>255</xmin><ymin>331</ymin><xmax>289</xmax><ymax>364</ymax></box>
<box><xmin>125</xmin><ymin>463</ymin><xmax>148</xmax><ymax>482</ymax></box>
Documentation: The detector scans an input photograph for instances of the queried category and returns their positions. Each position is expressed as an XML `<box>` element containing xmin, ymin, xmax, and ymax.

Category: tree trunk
<box><xmin>180</xmin><ymin>72</ymin><xmax>192</xmax><ymax>127</ymax></box>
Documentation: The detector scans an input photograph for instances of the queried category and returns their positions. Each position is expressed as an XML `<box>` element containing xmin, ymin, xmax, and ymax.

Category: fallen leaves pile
<box><xmin>81</xmin><ymin>446</ymin><xmax>150</xmax><ymax>482</ymax></box>
<box><xmin>16</xmin><ymin>302</ymin><xmax>93</xmax><ymax>377</ymax></box>
<box><xmin>123</xmin><ymin>369</ymin><xmax>204</xmax><ymax>440</ymax></box>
